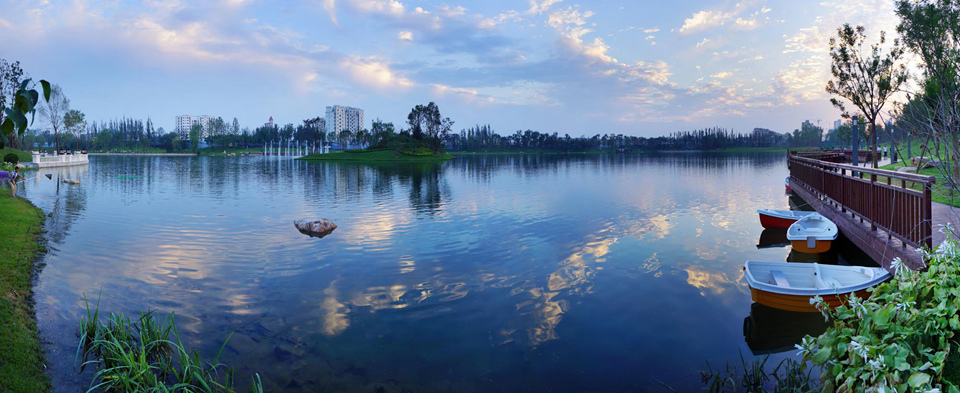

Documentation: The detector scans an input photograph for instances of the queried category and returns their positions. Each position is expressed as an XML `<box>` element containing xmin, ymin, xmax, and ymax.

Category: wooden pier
<box><xmin>787</xmin><ymin>152</ymin><xmax>935</xmax><ymax>271</ymax></box>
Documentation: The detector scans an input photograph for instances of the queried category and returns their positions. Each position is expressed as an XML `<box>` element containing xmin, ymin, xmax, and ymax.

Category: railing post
<box><xmin>870</xmin><ymin>173</ymin><xmax>877</xmax><ymax>231</ymax></box>
<box><xmin>924</xmin><ymin>182</ymin><xmax>933</xmax><ymax>249</ymax></box>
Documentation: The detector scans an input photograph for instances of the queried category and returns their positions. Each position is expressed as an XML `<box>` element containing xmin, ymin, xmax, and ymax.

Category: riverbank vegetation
<box><xmin>0</xmin><ymin>195</ymin><xmax>51</xmax><ymax>392</ymax></box>
<box><xmin>798</xmin><ymin>237</ymin><xmax>960</xmax><ymax>391</ymax></box>
<box><xmin>77</xmin><ymin>299</ymin><xmax>262</xmax><ymax>392</ymax></box>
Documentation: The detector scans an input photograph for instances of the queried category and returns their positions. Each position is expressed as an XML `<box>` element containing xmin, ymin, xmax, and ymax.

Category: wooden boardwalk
<box><xmin>788</xmin><ymin>153</ymin><xmax>938</xmax><ymax>273</ymax></box>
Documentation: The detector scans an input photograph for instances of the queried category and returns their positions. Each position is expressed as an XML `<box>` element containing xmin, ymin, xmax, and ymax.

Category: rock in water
<box><xmin>294</xmin><ymin>219</ymin><xmax>337</xmax><ymax>238</ymax></box>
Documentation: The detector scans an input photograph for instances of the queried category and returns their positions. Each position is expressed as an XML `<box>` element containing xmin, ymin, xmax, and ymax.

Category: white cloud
<box><xmin>398</xmin><ymin>30</ymin><xmax>413</xmax><ymax>41</ymax></box>
<box><xmin>436</xmin><ymin>4</ymin><xmax>466</xmax><ymax>17</ymax></box>
<box><xmin>478</xmin><ymin>10</ymin><xmax>521</xmax><ymax>29</ymax></box>
<box><xmin>339</xmin><ymin>56</ymin><xmax>414</xmax><ymax>89</ymax></box>
<box><xmin>546</xmin><ymin>7</ymin><xmax>616</xmax><ymax>64</ymax></box>
<box><xmin>711</xmin><ymin>71</ymin><xmax>732</xmax><ymax>79</ymax></box>
<box><xmin>679</xmin><ymin>10</ymin><xmax>730</xmax><ymax>34</ymax></box>
<box><xmin>322</xmin><ymin>0</ymin><xmax>338</xmax><ymax>25</ymax></box>
<box><xmin>350</xmin><ymin>0</ymin><xmax>405</xmax><ymax>17</ymax></box>
<box><xmin>528</xmin><ymin>0</ymin><xmax>563</xmax><ymax>15</ymax></box>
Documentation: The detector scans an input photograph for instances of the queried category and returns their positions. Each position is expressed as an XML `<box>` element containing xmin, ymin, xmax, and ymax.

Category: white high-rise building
<box><xmin>175</xmin><ymin>115</ymin><xmax>211</xmax><ymax>136</ymax></box>
<box><xmin>325</xmin><ymin>105</ymin><xmax>364</xmax><ymax>141</ymax></box>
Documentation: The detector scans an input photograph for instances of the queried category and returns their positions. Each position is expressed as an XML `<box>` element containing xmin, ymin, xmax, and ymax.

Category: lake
<box><xmin>22</xmin><ymin>153</ymin><xmax>875</xmax><ymax>392</ymax></box>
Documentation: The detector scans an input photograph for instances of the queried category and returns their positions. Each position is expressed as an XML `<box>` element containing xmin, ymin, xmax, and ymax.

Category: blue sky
<box><xmin>1</xmin><ymin>0</ymin><xmax>902</xmax><ymax>137</ymax></box>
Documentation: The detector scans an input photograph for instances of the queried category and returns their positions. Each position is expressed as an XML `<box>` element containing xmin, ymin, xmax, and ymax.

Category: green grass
<box><xmin>878</xmin><ymin>160</ymin><xmax>960</xmax><ymax>207</ymax></box>
<box><xmin>77</xmin><ymin>300</ymin><xmax>263</xmax><ymax>392</ymax></box>
<box><xmin>92</xmin><ymin>147</ymin><xmax>174</xmax><ymax>154</ymax></box>
<box><xmin>298</xmin><ymin>149</ymin><xmax>453</xmax><ymax>162</ymax></box>
<box><xmin>0</xmin><ymin>148</ymin><xmax>34</xmax><ymax>163</ymax></box>
<box><xmin>0</xmin><ymin>193</ymin><xmax>51</xmax><ymax>392</ymax></box>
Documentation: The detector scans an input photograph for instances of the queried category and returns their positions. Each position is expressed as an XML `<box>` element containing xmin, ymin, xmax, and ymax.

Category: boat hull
<box><xmin>790</xmin><ymin>239</ymin><xmax>832</xmax><ymax>253</ymax></box>
<box><xmin>759</xmin><ymin>214</ymin><xmax>797</xmax><ymax>230</ymax></box>
<box><xmin>750</xmin><ymin>287</ymin><xmax>872</xmax><ymax>313</ymax></box>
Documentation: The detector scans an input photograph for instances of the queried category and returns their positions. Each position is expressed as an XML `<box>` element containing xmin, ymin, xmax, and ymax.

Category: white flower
<box><xmin>867</xmin><ymin>355</ymin><xmax>883</xmax><ymax>371</ymax></box>
<box><xmin>849</xmin><ymin>340</ymin><xmax>869</xmax><ymax>362</ymax></box>
<box><xmin>895</xmin><ymin>300</ymin><xmax>915</xmax><ymax>314</ymax></box>
<box><xmin>890</xmin><ymin>257</ymin><xmax>904</xmax><ymax>276</ymax></box>
<box><xmin>848</xmin><ymin>296</ymin><xmax>868</xmax><ymax>319</ymax></box>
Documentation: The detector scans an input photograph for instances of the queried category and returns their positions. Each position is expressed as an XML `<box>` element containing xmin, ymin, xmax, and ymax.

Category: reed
<box><xmin>77</xmin><ymin>296</ymin><xmax>262</xmax><ymax>393</ymax></box>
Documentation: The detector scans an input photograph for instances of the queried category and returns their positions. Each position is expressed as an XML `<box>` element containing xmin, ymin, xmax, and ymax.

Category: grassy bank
<box><xmin>450</xmin><ymin>148</ymin><xmax>615</xmax><ymax>155</ymax></box>
<box><xmin>298</xmin><ymin>150</ymin><xmax>453</xmax><ymax>162</ymax></box>
<box><xmin>877</xmin><ymin>161</ymin><xmax>960</xmax><ymax>207</ymax></box>
<box><xmin>0</xmin><ymin>148</ymin><xmax>34</xmax><ymax>163</ymax></box>
<box><xmin>0</xmin><ymin>194</ymin><xmax>50</xmax><ymax>392</ymax></box>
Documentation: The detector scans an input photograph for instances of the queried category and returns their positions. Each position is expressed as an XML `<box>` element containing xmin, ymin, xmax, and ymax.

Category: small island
<box><xmin>299</xmin><ymin>102</ymin><xmax>454</xmax><ymax>162</ymax></box>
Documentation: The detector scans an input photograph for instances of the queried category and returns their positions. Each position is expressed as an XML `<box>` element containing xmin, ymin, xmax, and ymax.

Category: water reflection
<box><xmin>743</xmin><ymin>303</ymin><xmax>830</xmax><ymax>355</ymax></box>
<box><xmin>23</xmin><ymin>153</ymin><xmax>872</xmax><ymax>393</ymax></box>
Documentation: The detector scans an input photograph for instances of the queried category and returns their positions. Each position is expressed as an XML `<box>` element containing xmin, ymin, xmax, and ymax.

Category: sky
<box><xmin>0</xmin><ymin>0</ymin><xmax>907</xmax><ymax>137</ymax></box>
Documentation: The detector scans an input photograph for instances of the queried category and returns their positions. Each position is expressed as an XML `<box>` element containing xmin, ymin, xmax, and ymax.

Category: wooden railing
<box><xmin>791</xmin><ymin>150</ymin><xmax>845</xmax><ymax>163</ymax></box>
<box><xmin>788</xmin><ymin>154</ymin><xmax>935</xmax><ymax>249</ymax></box>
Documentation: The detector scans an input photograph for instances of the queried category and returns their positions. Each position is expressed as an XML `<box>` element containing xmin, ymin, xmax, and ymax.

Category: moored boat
<box><xmin>743</xmin><ymin>260</ymin><xmax>890</xmax><ymax>313</ymax></box>
<box><xmin>757</xmin><ymin>209</ymin><xmax>816</xmax><ymax>229</ymax></box>
<box><xmin>787</xmin><ymin>213</ymin><xmax>838</xmax><ymax>253</ymax></box>
<box><xmin>785</xmin><ymin>176</ymin><xmax>792</xmax><ymax>194</ymax></box>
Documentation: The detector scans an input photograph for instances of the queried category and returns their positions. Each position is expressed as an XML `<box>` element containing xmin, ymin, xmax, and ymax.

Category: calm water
<box><xmin>22</xmin><ymin>153</ymin><xmax>876</xmax><ymax>392</ymax></box>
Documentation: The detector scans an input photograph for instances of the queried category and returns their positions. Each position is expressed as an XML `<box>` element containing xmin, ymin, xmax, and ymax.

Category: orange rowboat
<box><xmin>787</xmin><ymin>213</ymin><xmax>838</xmax><ymax>253</ymax></box>
<box><xmin>743</xmin><ymin>261</ymin><xmax>890</xmax><ymax>313</ymax></box>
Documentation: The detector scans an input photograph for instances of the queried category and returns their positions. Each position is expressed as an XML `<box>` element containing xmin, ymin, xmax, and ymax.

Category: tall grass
<box><xmin>661</xmin><ymin>352</ymin><xmax>819</xmax><ymax>393</ymax></box>
<box><xmin>77</xmin><ymin>295</ymin><xmax>262</xmax><ymax>393</ymax></box>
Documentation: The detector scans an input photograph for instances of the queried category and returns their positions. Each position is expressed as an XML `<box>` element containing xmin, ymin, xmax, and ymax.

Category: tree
<box><xmin>64</xmin><ymin>109</ymin><xmax>86</xmax><ymax>150</ymax></box>
<box><xmin>38</xmin><ymin>84</ymin><xmax>70</xmax><ymax>152</ymax></box>
<box><xmin>0</xmin><ymin>59</ymin><xmax>25</xmax><ymax>148</ymax></box>
<box><xmin>895</xmin><ymin>0</ymin><xmax>960</xmax><ymax>184</ymax></box>
<box><xmin>826</xmin><ymin>24</ymin><xmax>907</xmax><ymax>168</ymax></box>
<box><xmin>407</xmin><ymin>104</ymin><xmax>425</xmax><ymax>140</ymax></box>
<box><xmin>189</xmin><ymin>123</ymin><xmax>202</xmax><ymax>153</ymax></box>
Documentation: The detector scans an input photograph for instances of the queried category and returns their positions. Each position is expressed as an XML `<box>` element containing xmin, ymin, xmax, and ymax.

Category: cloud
<box><xmin>322</xmin><ymin>0</ymin><xmax>338</xmax><ymax>25</ymax></box>
<box><xmin>436</xmin><ymin>4</ymin><xmax>466</xmax><ymax>17</ymax></box>
<box><xmin>339</xmin><ymin>56</ymin><xmax>414</xmax><ymax>89</ymax></box>
<box><xmin>680</xmin><ymin>10</ymin><xmax>730</xmax><ymax>35</ymax></box>
<box><xmin>679</xmin><ymin>3</ymin><xmax>770</xmax><ymax>35</ymax></box>
<box><xmin>528</xmin><ymin>0</ymin><xmax>563</xmax><ymax>15</ymax></box>
<box><xmin>398</xmin><ymin>30</ymin><xmax>413</xmax><ymax>41</ymax></box>
<box><xmin>547</xmin><ymin>7</ymin><xmax>616</xmax><ymax>64</ymax></box>
<box><xmin>350</xmin><ymin>0</ymin><xmax>405</xmax><ymax>16</ymax></box>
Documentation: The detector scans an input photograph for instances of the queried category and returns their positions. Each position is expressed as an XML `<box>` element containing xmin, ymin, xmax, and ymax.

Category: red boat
<box><xmin>784</xmin><ymin>176</ymin><xmax>792</xmax><ymax>194</ymax></box>
<box><xmin>757</xmin><ymin>209</ymin><xmax>816</xmax><ymax>229</ymax></box>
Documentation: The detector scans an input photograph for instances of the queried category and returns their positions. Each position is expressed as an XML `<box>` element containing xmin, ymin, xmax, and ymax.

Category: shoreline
<box><xmin>0</xmin><ymin>193</ymin><xmax>51</xmax><ymax>392</ymax></box>
<box><xmin>87</xmin><ymin>152</ymin><xmax>197</xmax><ymax>157</ymax></box>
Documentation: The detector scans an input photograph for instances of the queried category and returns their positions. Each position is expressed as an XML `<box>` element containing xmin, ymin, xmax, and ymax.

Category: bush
<box><xmin>399</xmin><ymin>146</ymin><xmax>435</xmax><ymax>156</ymax></box>
<box><xmin>799</xmin><ymin>236</ymin><xmax>960</xmax><ymax>392</ymax></box>
<box><xmin>3</xmin><ymin>153</ymin><xmax>18</xmax><ymax>164</ymax></box>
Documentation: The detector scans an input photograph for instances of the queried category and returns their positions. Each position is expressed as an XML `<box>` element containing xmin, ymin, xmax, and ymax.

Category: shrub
<box><xmin>399</xmin><ymin>146</ymin><xmax>435</xmax><ymax>156</ymax></box>
<box><xmin>799</xmin><ymin>235</ymin><xmax>960</xmax><ymax>392</ymax></box>
<box><xmin>3</xmin><ymin>152</ymin><xmax>18</xmax><ymax>164</ymax></box>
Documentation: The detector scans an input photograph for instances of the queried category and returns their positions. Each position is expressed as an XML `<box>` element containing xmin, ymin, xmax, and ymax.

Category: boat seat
<box><xmin>770</xmin><ymin>270</ymin><xmax>790</xmax><ymax>288</ymax></box>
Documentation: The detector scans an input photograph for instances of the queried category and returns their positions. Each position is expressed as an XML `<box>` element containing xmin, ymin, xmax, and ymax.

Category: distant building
<box><xmin>175</xmin><ymin>115</ymin><xmax>211</xmax><ymax>136</ymax></box>
<box><xmin>325</xmin><ymin>105</ymin><xmax>364</xmax><ymax>142</ymax></box>
<box><xmin>834</xmin><ymin>119</ymin><xmax>842</xmax><ymax>131</ymax></box>
<box><xmin>264</xmin><ymin>116</ymin><xmax>275</xmax><ymax>129</ymax></box>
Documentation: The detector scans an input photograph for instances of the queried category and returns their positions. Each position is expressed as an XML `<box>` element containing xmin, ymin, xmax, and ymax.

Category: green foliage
<box><xmin>189</xmin><ymin>123</ymin><xmax>202</xmax><ymax>154</ymax></box>
<box><xmin>399</xmin><ymin>146</ymin><xmax>435</xmax><ymax>156</ymax></box>
<box><xmin>3</xmin><ymin>152</ymin><xmax>18</xmax><ymax>164</ymax></box>
<box><xmin>799</xmin><ymin>239</ymin><xmax>960</xmax><ymax>392</ymax></box>
<box><xmin>0</xmin><ymin>194</ymin><xmax>52</xmax><ymax>392</ymax></box>
<box><xmin>77</xmin><ymin>297</ymin><xmax>263</xmax><ymax>393</ymax></box>
<box><xmin>0</xmin><ymin>74</ymin><xmax>50</xmax><ymax>141</ymax></box>
<box><xmin>826</xmin><ymin>24</ymin><xmax>907</xmax><ymax>167</ymax></box>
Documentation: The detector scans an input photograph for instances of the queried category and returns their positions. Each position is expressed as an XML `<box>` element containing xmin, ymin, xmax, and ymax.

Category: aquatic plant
<box><xmin>77</xmin><ymin>295</ymin><xmax>262</xmax><ymax>393</ymax></box>
<box><xmin>799</xmin><ymin>238</ymin><xmax>960</xmax><ymax>392</ymax></box>
<box><xmin>690</xmin><ymin>352</ymin><xmax>818</xmax><ymax>393</ymax></box>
